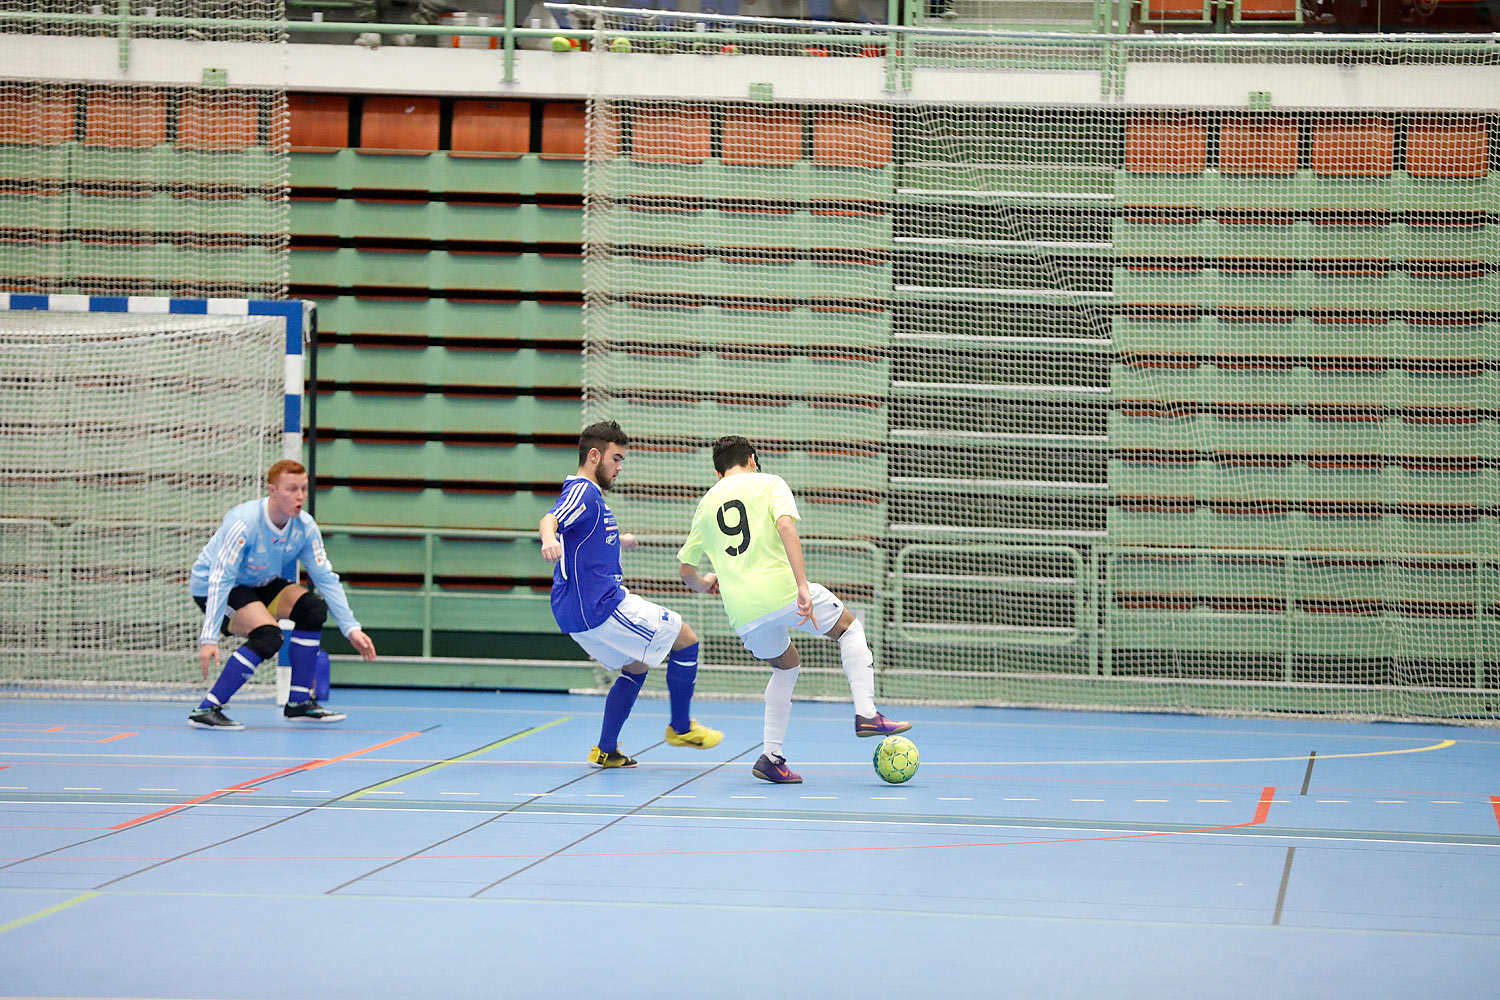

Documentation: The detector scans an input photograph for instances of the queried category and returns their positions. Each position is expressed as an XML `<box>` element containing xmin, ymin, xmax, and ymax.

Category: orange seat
<box><xmin>451</xmin><ymin>99</ymin><xmax>529</xmax><ymax>157</ymax></box>
<box><xmin>1141</xmin><ymin>0</ymin><xmax>1210</xmax><ymax>19</ymax></box>
<box><xmin>1311</xmin><ymin>116</ymin><xmax>1393</xmax><ymax>178</ymax></box>
<box><xmin>540</xmin><ymin>102</ymin><xmax>586</xmax><ymax>160</ymax></box>
<box><xmin>812</xmin><ymin>109</ymin><xmax>892</xmax><ymax>168</ymax></box>
<box><xmin>289</xmin><ymin>94</ymin><xmax>350</xmax><ymax>151</ymax></box>
<box><xmin>0</xmin><ymin>84</ymin><xmax>76</xmax><ymax>145</ymax></box>
<box><xmin>1406</xmin><ymin>116</ymin><xmax>1488</xmax><ymax>179</ymax></box>
<box><xmin>631</xmin><ymin>103</ymin><xmax>712</xmax><ymax>164</ymax></box>
<box><xmin>360</xmin><ymin>96</ymin><xmax>440</xmax><ymax>153</ymax></box>
<box><xmin>1235</xmin><ymin>0</ymin><xmax>1299</xmax><ymax>18</ymax></box>
<box><xmin>84</xmin><ymin>87</ymin><xmax>167</xmax><ymax>148</ymax></box>
<box><xmin>177</xmin><ymin>93</ymin><xmax>261</xmax><ymax>151</ymax></box>
<box><xmin>723</xmin><ymin>107</ymin><xmax>802</xmax><ymax>166</ymax></box>
<box><xmin>1219</xmin><ymin>116</ymin><xmax>1298</xmax><ymax>176</ymax></box>
<box><xmin>1125</xmin><ymin>114</ymin><xmax>1207</xmax><ymax>175</ymax></box>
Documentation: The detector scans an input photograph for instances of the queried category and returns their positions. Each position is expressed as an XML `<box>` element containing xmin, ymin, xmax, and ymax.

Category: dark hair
<box><xmin>711</xmin><ymin>435</ymin><xmax>758</xmax><ymax>475</ymax></box>
<box><xmin>579</xmin><ymin>420</ymin><xmax>629</xmax><ymax>466</ymax></box>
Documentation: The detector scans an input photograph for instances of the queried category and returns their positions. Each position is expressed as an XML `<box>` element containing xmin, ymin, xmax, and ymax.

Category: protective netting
<box><xmin>0</xmin><ymin>307</ymin><xmax>285</xmax><ymax>694</ymax></box>
<box><xmin>579</xmin><ymin>12</ymin><xmax>1500</xmax><ymax>720</ymax></box>
<box><xmin>0</xmin><ymin>3</ymin><xmax>289</xmax><ymax>298</ymax></box>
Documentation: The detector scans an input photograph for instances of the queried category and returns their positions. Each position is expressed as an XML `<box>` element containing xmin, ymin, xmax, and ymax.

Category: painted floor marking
<box><xmin>108</xmin><ymin>731</ymin><xmax>423</xmax><ymax>830</ymax></box>
<box><xmin>1491</xmin><ymin>795</ymin><xmax>1500</xmax><ymax>832</ymax></box>
<box><xmin>0</xmin><ymin>891</ymin><xmax>98</xmax><ymax>935</ymax></box>
<box><xmin>339</xmin><ymin>718</ymin><xmax>568</xmax><ymax>802</ymax></box>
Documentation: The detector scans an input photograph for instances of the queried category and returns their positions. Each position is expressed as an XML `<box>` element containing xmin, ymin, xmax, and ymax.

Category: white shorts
<box><xmin>736</xmin><ymin>583</ymin><xmax>845</xmax><ymax>660</ymax></box>
<box><xmin>569</xmin><ymin>591</ymin><xmax>683</xmax><ymax>671</ymax></box>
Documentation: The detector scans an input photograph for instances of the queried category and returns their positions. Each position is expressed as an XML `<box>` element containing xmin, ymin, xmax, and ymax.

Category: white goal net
<box><xmin>0</xmin><ymin>300</ymin><xmax>291</xmax><ymax>694</ymax></box>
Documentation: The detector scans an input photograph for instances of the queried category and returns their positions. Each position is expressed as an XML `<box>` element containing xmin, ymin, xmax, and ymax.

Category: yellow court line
<box><xmin>340</xmin><ymin>717</ymin><xmax>572</xmax><ymax>802</ymax></box>
<box><xmin>0</xmin><ymin>891</ymin><xmax>98</xmax><ymax>934</ymax></box>
<box><xmin>830</xmin><ymin>739</ymin><xmax>1458</xmax><ymax>767</ymax></box>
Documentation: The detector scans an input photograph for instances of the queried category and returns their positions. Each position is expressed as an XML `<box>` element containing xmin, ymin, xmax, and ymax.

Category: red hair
<box><xmin>266</xmin><ymin>459</ymin><xmax>306</xmax><ymax>486</ymax></box>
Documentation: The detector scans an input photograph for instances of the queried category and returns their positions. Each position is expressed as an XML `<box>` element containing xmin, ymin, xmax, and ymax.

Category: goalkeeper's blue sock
<box><xmin>314</xmin><ymin>648</ymin><xmax>331</xmax><ymax>702</ymax></box>
<box><xmin>287</xmin><ymin>629</ymin><xmax>322</xmax><ymax>704</ymax></box>
<box><xmin>200</xmin><ymin>646</ymin><xmax>263</xmax><ymax>709</ymax></box>
<box><xmin>597</xmin><ymin>669</ymin><xmax>646</xmax><ymax>753</ymax></box>
<box><xmin>665</xmin><ymin>642</ymin><xmax>698</xmax><ymax>733</ymax></box>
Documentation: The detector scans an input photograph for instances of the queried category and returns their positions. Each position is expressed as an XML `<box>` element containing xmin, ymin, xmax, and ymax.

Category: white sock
<box><xmin>762</xmin><ymin>666</ymin><xmax>800</xmax><ymax>759</ymax></box>
<box><xmin>837</xmin><ymin>618</ymin><xmax>877</xmax><ymax>717</ymax></box>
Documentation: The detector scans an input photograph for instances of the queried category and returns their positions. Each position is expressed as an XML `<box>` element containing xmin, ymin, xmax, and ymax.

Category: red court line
<box><xmin>98</xmin><ymin>733</ymin><xmax>136</xmax><ymax>744</ymax></box>
<box><xmin>107</xmin><ymin>730</ymin><xmax>422</xmax><ymax>830</ymax></box>
<box><xmin>43</xmin><ymin>785</ymin><xmax>1279</xmax><ymax>865</ymax></box>
<box><xmin>1490</xmin><ymin>795</ymin><xmax>1500</xmax><ymax>833</ymax></box>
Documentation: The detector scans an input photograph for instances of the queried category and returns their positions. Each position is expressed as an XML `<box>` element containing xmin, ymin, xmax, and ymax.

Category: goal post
<box><xmin>0</xmin><ymin>294</ymin><xmax>310</xmax><ymax>696</ymax></box>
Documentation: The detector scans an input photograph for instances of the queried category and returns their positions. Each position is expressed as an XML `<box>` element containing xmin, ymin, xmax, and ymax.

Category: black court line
<box><xmin>1</xmin><ymin>722</ymin><xmax>446</xmax><ymax>875</ymax></box>
<box><xmin>468</xmin><ymin>742</ymin><xmax>764</xmax><ymax>898</ymax></box>
<box><xmin>325</xmin><ymin>738</ymin><xmax>676</xmax><ymax>895</ymax></box>
<box><xmin>1273</xmin><ymin>847</ymin><xmax>1296</xmax><ymax>925</ymax></box>
<box><xmin>84</xmin><ymin>725</ymin><xmax>604</xmax><ymax>892</ymax></box>
<box><xmin>1300</xmin><ymin>750</ymin><xmax>1318</xmax><ymax>796</ymax></box>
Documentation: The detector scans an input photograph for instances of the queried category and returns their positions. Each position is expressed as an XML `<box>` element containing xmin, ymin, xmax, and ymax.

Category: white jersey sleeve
<box><xmin>297</xmin><ymin>515</ymin><xmax>361</xmax><ymax>636</ymax></box>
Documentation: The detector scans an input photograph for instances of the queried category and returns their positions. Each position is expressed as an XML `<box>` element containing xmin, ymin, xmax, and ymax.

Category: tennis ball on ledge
<box><xmin>551</xmin><ymin>35</ymin><xmax>572</xmax><ymax>52</ymax></box>
<box><xmin>610</xmin><ymin>37</ymin><xmax>632</xmax><ymax>53</ymax></box>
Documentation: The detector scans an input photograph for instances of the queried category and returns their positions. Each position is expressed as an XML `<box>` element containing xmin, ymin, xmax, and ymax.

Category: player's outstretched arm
<box><xmin>199</xmin><ymin>642</ymin><xmax>219</xmax><ymax>679</ymax></box>
<box><xmin>775</xmin><ymin>515</ymin><xmax>816</xmax><ymax>628</ymax></box>
<box><xmin>346</xmin><ymin>627</ymin><xmax>377</xmax><ymax>662</ymax></box>
<box><xmin>538</xmin><ymin>513</ymin><xmax>562</xmax><ymax>563</ymax></box>
<box><xmin>679</xmin><ymin>562</ymin><xmax>719</xmax><ymax>595</ymax></box>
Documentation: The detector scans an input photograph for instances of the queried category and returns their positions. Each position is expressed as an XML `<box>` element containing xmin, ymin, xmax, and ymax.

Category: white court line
<box><xmin>63</xmin><ymin>787</ymin><xmax>101</xmax><ymax>791</ymax></box>
<box><xmin>139</xmin><ymin>787</ymin><xmax>179</xmax><ymax>792</ymax></box>
<box><xmin>289</xmin><ymin>789</ymin><xmax>331</xmax><ymax>794</ymax></box>
<box><xmin>1</xmin><ymin>798</ymin><xmax>1498</xmax><ymax>850</ymax></box>
<box><xmin>440</xmin><ymin>791</ymin><xmax>479</xmax><ymax>796</ymax></box>
<box><xmin>941</xmin><ymin>797</ymin><xmax>975</xmax><ymax>801</ymax></box>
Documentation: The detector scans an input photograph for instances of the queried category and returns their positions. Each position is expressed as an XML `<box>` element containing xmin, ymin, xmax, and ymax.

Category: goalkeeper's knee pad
<box><xmin>289</xmin><ymin>591</ymin><xmax>327</xmax><ymax>631</ymax></box>
<box><xmin>245</xmin><ymin>624</ymin><xmax>284</xmax><ymax>661</ymax></box>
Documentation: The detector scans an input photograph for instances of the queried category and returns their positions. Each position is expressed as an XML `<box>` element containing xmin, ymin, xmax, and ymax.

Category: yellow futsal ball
<box><xmin>873</xmin><ymin>735</ymin><xmax>919</xmax><ymax>784</ymax></box>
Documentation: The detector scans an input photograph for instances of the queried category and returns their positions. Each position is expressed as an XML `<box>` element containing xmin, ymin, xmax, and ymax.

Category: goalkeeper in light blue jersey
<box><xmin>186</xmin><ymin>459</ymin><xmax>376</xmax><ymax>729</ymax></box>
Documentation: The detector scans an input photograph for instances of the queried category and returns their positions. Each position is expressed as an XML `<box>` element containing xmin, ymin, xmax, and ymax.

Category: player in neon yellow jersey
<box><xmin>678</xmin><ymin>436</ymin><xmax>910</xmax><ymax>784</ymax></box>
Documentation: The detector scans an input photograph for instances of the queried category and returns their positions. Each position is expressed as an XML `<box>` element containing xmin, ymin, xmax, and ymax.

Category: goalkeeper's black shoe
<box><xmin>283</xmin><ymin>699</ymin><xmax>346</xmax><ymax>723</ymax></box>
<box><xmin>188</xmin><ymin>706</ymin><xmax>244</xmax><ymax>730</ymax></box>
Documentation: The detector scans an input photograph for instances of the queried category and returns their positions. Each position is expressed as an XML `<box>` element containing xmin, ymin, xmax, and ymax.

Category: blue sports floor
<box><xmin>1</xmin><ymin>689</ymin><xmax>1497</xmax><ymax>999</ymax></box>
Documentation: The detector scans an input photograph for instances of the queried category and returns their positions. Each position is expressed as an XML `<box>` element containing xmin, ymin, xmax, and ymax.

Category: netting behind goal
<box><xmin>0</xmin><ymin>3</ymin><xmax>289</xmax><ymax>298</ymax></box>
<box><xmin>0</xmin><ymin>297</ymin><xmax>302</xmax><ymax>695</ymax></box>
<box><xmin>579</xmin><ymin>13</ymin><xmax>1500</xmax><ymax>720</ymax></box>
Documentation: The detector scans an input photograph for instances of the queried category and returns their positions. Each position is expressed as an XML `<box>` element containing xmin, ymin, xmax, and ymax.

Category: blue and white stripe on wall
<box><xmin>0</xmin><ymin>293</ymin><xmax>311</xmax><ymax>461</ymax></box>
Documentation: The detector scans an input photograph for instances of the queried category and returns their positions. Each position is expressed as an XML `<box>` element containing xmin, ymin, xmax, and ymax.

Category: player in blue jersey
<box><xmin>540</xmin><ymin>421</ymin><xmax>722</xmax><ymax>767</ymax></box>
<box><xmin>187</xmin><ymin>459</ymin><xmax>377</xmax><ymax>729</ymax></box>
